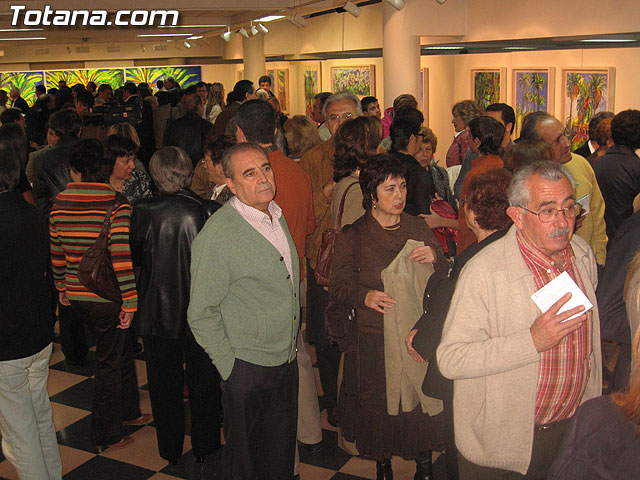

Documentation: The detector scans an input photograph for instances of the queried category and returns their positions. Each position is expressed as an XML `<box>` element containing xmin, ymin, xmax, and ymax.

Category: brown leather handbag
<box><xmin>77</xmin><ymin>203</ymin><xmax>123</xmax><ymax>303</ymax></box>
<box><xmin>314</xmin><ymin>181</ymin><xmax>358</xmax><ymax>287</ymax></box>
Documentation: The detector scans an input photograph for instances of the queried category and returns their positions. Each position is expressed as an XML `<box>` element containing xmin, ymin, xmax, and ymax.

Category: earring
<box><xmin>373</xmin><ymin>202</ymin><xmax>377</xmax><ymax>209</ymax></box>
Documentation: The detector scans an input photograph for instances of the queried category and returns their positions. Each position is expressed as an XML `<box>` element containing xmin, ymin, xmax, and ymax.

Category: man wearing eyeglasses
<box><xmin>438</xmin><ymin>161</ymin><xmax>602</xmax><ymax>480</ymax></box>
<box><xmin>520</xmin><ymin>111</ymin><xmax>607</xmax><ymax>266</ymax></box>
<box><xmin>299</xmin><ymin>91</ymin><xmax>361</xmax><ymax>427</ymax></box>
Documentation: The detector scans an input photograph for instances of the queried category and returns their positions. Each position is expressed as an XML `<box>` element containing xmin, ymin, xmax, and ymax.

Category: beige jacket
<box><xmin>437</xmin><ymin>225</ymin><xmax>602</xmax><ymax>475</ymax></box>
<box><xmin>382</xmin><ymin>240</ymin><xmax>442</xmax><ymax>416</ymax></box>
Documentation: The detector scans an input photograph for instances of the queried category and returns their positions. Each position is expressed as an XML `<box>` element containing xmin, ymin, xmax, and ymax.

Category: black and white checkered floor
<box><xmin>0</xmin><ymin>330</ymin><xmax>446</xmax><ymax>480</ymax></box>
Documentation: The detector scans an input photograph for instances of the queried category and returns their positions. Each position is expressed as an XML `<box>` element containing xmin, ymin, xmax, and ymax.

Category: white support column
<box><xmin>242</xmin><ymin>34</ymin><xmax>266</xmax><ymax>86</ymax></box>
<box><xmin>382</xmin><ymin>2</ymin><xmax>421</xmax><ymax>109</ymax></box>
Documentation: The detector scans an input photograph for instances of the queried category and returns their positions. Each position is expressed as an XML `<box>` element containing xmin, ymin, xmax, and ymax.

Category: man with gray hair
<box><xmin>520</xmin><ymin>111</ymin><xmax>607</xmax><ymax>265</ymax></box>
<box><xmin>299</xmin><ymin>91</ymin><xmax>361</xmax><ymax>425</ymax></box>
<box><xmin>188</xmin><ymin>143</ymin><xmax>299</xmax><ymax>479</ymax></box>
<box><xmin>163</xmin><ymin>94</ymin><xmax>213</xmax><ymax>166</ymax></box>
<box><xmin>9</xmin><ymin>87</ymin><xmax>28</xmax><ymax>114</ymax></box>
<box><xmin>438</xmin><ymin>161</ymin><xmax>602</xmax><ymax>479</ymax></box>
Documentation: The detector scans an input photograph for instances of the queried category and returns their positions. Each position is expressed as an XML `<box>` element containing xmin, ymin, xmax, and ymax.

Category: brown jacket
<box><xmin>299</xmin><ymin>139</ymin><xmax>335</xmax><ymax>269</ymax></box>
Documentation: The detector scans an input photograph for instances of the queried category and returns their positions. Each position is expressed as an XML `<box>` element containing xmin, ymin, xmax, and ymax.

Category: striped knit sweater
<box><xmin>49</xmin><ymin>182</ymin><xmax>137</xmax><ymax>312</ymax></box>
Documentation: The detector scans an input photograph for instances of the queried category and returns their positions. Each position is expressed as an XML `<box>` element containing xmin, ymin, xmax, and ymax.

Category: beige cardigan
<box><xmin>381</xmin><ymin>240</ymin><xmax>442</xmax><ymax>417</ymax></box>
<box><xmin>437</xmin><ymin>226</ymin><xmax>602</xmax><ymax>475</ymax></box>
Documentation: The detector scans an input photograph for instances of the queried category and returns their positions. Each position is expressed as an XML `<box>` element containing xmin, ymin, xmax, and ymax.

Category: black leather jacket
<box><xmin>31</xmin><ymin>136</ymin><xmax>78</xmax><ymax>214</ymax></box>
<box><xmin>130</xmin><ymin>189</ymin><xmax>220</xmax><ymax>338</ymax></box>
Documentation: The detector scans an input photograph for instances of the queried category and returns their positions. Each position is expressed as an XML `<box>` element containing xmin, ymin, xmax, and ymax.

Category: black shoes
<box><xmin>298</xmin><ymin>440</ymin><xmax>323</xmax><ymax>453</ymax></box>
<box><xmin>326</xmin><ymin>407</ymin><xmax>338</xmax><ymax>428</ymax></box>
<box><xmin>376</xmin><ymin>459</ymin><xmax>393</xmax><ymax>480</ymax></box>
<box><xmin>414</xmin><ymin>455</ymin><xmax>433</xmax><ymax>480</ymax></box>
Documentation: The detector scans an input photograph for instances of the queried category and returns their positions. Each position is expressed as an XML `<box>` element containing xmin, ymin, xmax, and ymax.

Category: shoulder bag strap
<box><xmin>337</xmin><ymin>180</ymin><xmax>359</xmax><ymax>229</ymax></box>
<box><xmin>351</xmin><ymin>221</ymin><xmax>361</xmax><ymax>291</ymax></box>
<box><xmin>96</xmin><ymin>203</ymin><xmax>114</xmax><ymax>247</ymax></box>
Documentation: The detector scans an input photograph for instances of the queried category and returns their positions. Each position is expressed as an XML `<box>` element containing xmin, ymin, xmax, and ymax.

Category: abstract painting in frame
<box><xmin>471</xmin><ymin>68</ymin><xmax>506</xmax><ymax>111</ymax></box>
<box><xmin>302</xmin><ymin>63</ymin><xmax>321</xmax><ymax>117</ymax></box>
<box><xmin>275</xmin><ymin>69</ymin><xmax>290</xmax><ymax>114</ymax></box>
<box><xmin>45</xmin><ymin>69</ymin><xmax>124</xmax><ymax>91</ymax></box>
<box><xmin>561</xmin><ymin>68</ymin><xmax>615</xmax><ymax>150</ymax></box>
<box><xmin>125</xmin><ymin>66</ymin><xmax>201</xmax><ymax>88</ymax></box>
<box><xmin>512</xmin><ymin>68</ymin><xmax>555</xmax><ymax>138</ymax></box>
<box><xmin>330</xmin><ymin>65</ymin><xmax>375</xmax><ymax>97</ymax></box>
<box><xmin>0</xmin><ymin>71</ymin><xmax>45</xmax><ymax>107</ymax></box>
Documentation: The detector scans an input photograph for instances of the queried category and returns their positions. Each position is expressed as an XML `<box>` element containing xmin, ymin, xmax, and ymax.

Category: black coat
<box><xmin>163</xmin><ymin>111</ymin><xmax>213</xmax><ymax>166</ymax></box>
<box><xmin>0</xmin><ymin>190</ymin><xmax>54</xmax><ymax>361</ymax></box>
<box><xmin>11</xmin><ymin>95</ymin><xmax>29</xmax><ymax>114</ymax></box>
<box><xmin>411</xmin><ymin>230</ymin><xmax>507</xmax><ymax>400</ymax></box>
<box><xmin>130</xmin><ymin>189</ymin><xmax>220</xmax><ymax>339</ymax></box>
<box><xmin>392</xmin><ymin>151</ymin><xmax>435</xmax><ymax>215</ymax></box>
<box><xmin>31</xmin><ymin>135</ymin><xmax>78</xmax><ymax>214</ymax></box>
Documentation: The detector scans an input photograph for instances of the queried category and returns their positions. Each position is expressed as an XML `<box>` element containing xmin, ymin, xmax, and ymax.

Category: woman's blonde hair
<box><xmin>284</xmin><ymin>115</ymin><xmax>322</xmax><ymax>158</ymax></box>
<box><xmin>612</xmin><ymin>327</ymin><xmax>640</xmax><ymax>434</ymax></box>
<box><xmin>108</xmin><ymin>122</ymin><xmax>140</xmax><ymax>148</ymax></box>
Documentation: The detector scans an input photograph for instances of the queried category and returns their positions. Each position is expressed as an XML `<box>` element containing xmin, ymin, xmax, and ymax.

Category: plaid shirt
<box><xmin>516</xmin><ymin>232</ymin><xmax>592</xmax><ymax>425</ymax></box>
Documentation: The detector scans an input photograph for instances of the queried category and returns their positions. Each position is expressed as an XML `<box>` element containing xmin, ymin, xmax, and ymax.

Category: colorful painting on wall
<box><xmin>471</xmin><ymin>68</ymin><xmax>506</xmax><ymax>110</ymax></box>
<box><xmin>512</xmin><ymin>68</ymin><xmax>555</xmax><ymax>138</ymax></box>
<box><xmin>276</xmin><ymin>69</ymin><xmax>290</xmax><ymax>113</ymax></box>
<box><xmin>45</xmin><ymin>69</ymin><xmax>124</xmax><ymax>91</ymax></box>
<box><xmin>330</xmin><ymin>65</ymin><xmax>375</xmax><ymax>97</ymax></box>
<box><xmin>303</xmin><ymin>63</ymin><xmax>321</xmax><ymax>117</ymax></box>
<box><xmin>125</xmin><ymin>66</ymin><xmax>201</xmax><ymax>88</ymax></box>
<box><xmin>0</xmin><ymin>71</ymin><xmax>45</xmax><ymax>107</ymax></box>
<box><xmin>562</xmin><ymin>68</ymin><xmax>615</xmax><ymax>150</ymax></box>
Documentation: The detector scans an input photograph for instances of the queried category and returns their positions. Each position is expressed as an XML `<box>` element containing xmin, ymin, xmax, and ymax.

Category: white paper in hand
<box><xmin>530</xmin><ymin>271</ymin><xmax>593</xmax><ymax>322</ymax></box>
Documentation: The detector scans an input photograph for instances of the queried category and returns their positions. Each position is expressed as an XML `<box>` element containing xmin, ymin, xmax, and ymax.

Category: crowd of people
<box><xmin>0</xmin><ymin>73</ymin><xmax>640</xmax><ymax>480</ymax></box>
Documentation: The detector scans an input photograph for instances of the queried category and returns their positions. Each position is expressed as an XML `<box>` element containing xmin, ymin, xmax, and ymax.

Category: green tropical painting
<box><xmin>0</xmin><ymin>71</ymin><xmax>45</xmax><ymax>107</ymax></box>
<box><xmin>125</xmin><ymin>66</ymin><xmax>201</xmax><ymax>88</ymax></box>
<box><xmin>303</xmin><ymin>65</ymin><xmax>320</xmax><ymax>117</ymax></box>
<box><xmin>45</xmin><ymin>69</ymin><xmax>124</xmax><ymax>90</ymax></box>
<box><xmin>563</xmin><ymin>70</ymin><xmax>610</xmax><ymax>150</ymax></box>
<box><xmin>514</xmin><ymin>71</ymin><xmax>550</xmax><ymax>138</ymax></box>
<box><xmin>331</xmin><ymin>66</ymin><xmax>375</xmax><ymax>97</ymax></box>
<box><xmin>473</xmin><ymin>71</ymin><xmax>501</xmax><ymax>111</ymax></box>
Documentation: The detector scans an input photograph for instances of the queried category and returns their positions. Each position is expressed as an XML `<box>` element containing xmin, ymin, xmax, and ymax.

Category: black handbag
<box><xmin>324</xmin><ymin>224</ymin><xmax>361</xmax><ymax>353</ymax></box>
<box><xmin>77</xmin><ymin>203</ymin><xmax>123</xmax><ymax>303</ymax></box>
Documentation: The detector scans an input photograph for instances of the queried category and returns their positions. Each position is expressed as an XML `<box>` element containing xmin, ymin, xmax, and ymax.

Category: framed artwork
<box><xmin>421</xmin><ymin>68</ymin><xmax>429</xmax><ymax>126</ymax></box>
<box><xmin>330</xmin><ymin>65</ymin><xmax>375</xmax><ymax>97</ymax></box>
<box><xmin>0</xmin><ymin>71</ymin><xmax>45</xmax><ymax>107</ymax></box>
<box><xmin>46</xmin><ymin>69</ymin><xmax>125</xmax><ymax>91</ymax></box>
<box><xmin>302</xmin><ymin>62</ymin><xmax>321</xmax><ymax>117</ymax></box>
<box><xmin>512</xmin><ymin>68</ymin><xmax>555</xmax><ymax>138</ymax></box>
<box><xmin>275</xmin><ymin>69</ymin><xmax>290</xmax><ymax>113</ymax></box>
<box><xmin>471</xmin><ymin>68</ymin><xmax>506</xmax><ymax>110</ymax></box>
<box><xmin>125</xmin><ymin>66</ymin><xmax>201</xmax><ymax>88</ymax></box>
<box><xmin>561</xmin><ymin>68</ymin><xmax>615</xmax><ymax>150</ymax></box>
<box><xmin>267</xmin><ymin>69</ymin><xmax>275</xmax><ymax>86</ymax></box>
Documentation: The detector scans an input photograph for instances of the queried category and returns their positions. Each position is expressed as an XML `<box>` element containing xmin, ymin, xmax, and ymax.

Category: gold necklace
<box><xmin>381</xmin><ymin>223</ymin><xmax>400</xmax><ymax>231</ymax></box>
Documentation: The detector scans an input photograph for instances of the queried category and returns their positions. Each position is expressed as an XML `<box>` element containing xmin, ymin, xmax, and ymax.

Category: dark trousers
<box><xmin>458</xmin><ymin>418</ymin><xmax>569</xmax><ymax>480</ymax></box>
<box><xmin>71</xmin><ymin>301</ymin><xmax>141</xmax><ymax>446</ymax></box>
<box><xmin>143</xmin><ymin>332</ymin><xmax>222</xmax><ymax>461</ymax></box>
<box><xmin>442</xmin><ymin>394</ymin><xmax>459</xmax><ymax>480</ymax></box>
<box><xmin>221</xmin><ymin>359</ymin><xmax>298</xmax><ymax>480</ymax></box>
<box><xmin>307</xmin><ymin>264</ymin><xmax>341</xmax><ymax>408</ymax></box>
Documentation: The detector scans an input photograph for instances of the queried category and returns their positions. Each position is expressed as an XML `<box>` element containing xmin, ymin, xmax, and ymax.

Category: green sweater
<box><xmin>187</xmin><ymin>202</ymin><xmax>300</xmax><ymax>380</ymax></box>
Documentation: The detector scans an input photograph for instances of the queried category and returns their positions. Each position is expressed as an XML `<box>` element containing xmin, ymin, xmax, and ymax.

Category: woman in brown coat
<box><xmin>329</xmin><ymin>154</ymin><xmax>444</xmax><ymax>480</ymax></box>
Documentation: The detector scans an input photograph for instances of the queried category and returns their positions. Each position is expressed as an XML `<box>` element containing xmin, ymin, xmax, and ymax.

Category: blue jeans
<box><xmin>0</xmin><ymin>343</ymin><xmax>62</xmax><ymax>480</ymax></box>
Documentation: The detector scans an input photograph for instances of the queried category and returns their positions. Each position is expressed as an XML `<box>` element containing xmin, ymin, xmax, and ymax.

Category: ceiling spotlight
<box><xmin>66</xmin><ymin>45</ymin><xmax>71</xmax><ymax>54</ymax></box>
<box><xmin>221</xmin><ymin>29</ymin><xmax>234</xmax><ymax>42</ymax></box>
<box><xmin>250</xmin><ymin>25</ymin><xmax>259</xmax><ymax>36</ymax></box>
<box><xmin>183</xmin><ymin>40</ymin><xmax>192</xmax><ymax>48</ymax></box>
<box><xmin>256</xmin><ymin>23</ymin><xmax>268</xmax><ymax>34</ymax></box>
<box><xmin>288</xmin><ymin>14</ymin><xmax>308</xmax><ymax>28</ymax></box>
<box><xmin>343</xmin><ymin>1</ymin><xmax>361</xmax><ymax>17</ymax></box>
<box><xmin>238</xmin><ymin>27</ymin><xmax>250</xmax><ymax>39</ymax></box>
<box><xmin>141</xmin><ymin>43</ymin><xmax>146</xmax><ymax>52</ymax></box>
<box><xmin>385</xmin><ymin>0</ymin><xmax>406</xmax><ymax>10</ymax></box>
<box><xmin>435</xmin><ymin>0</ymin><xmax>447</xmax><ymax>3</ymax></box>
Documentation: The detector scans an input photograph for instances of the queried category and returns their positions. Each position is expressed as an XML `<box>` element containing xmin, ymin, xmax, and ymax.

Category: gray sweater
<box><xmin>187</xmin><ymin>202</ymin><xmax>300</xmax><ymax>380</ymax></box>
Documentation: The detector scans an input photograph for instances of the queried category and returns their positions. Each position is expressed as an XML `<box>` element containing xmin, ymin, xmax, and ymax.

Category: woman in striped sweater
<box><xmin>50</xmin><ymin>138</ymin><xmax>148</xmax><ymax>451</ymax></box>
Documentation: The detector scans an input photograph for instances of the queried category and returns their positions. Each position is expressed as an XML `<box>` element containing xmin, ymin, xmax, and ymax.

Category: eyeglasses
<box><xmin>520</xmin><ymin>204</ymin><xmax>581</xmax><ymax>223</ymax></box>
<box><xmin>328</xmin><ymin>112</ymin><xmax>355</xmax><ymax>122</ymax></box>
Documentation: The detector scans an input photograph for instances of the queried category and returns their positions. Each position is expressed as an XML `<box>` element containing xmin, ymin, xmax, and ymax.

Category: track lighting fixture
<box><xmin>288</xmin><ymin>14</ymin><xmax>308</xmax><ymax>28</ymax></box>
<box><xmin>221</xmin><ymin>28</ymin><xmax>234</xmax><ymax>42</ymax></box>
<box><xmin>238</xmin><ymin>27</ymin><xmax>250</xmax><ymax>39</ymax></box>
<box><xmin>343</xmin><ymin>1</ymin><xmax>361</xmax><ymax>17</ymax></box>
<box><xmin>256</xmin><ymin>23</ymin><xmax>268</xmax><ymax>34</ymax></box>
<box><xmin>385</xmin><ymin>0</ymin><xmax>406</xmax><ymax>10</ymax></box>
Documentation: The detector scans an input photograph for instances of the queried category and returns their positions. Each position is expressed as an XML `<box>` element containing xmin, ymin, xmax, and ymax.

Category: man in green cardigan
<box><xmin>188</xmin><ymin>143</ymin><xmax>300</xmax><ymax>480</ymax></box>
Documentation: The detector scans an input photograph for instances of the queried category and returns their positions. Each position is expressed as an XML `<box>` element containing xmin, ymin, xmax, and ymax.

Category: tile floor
<box><xmin>0</xmin><ymin>331</ymin><xmax>446</xmax><ymax>480</ymax></box>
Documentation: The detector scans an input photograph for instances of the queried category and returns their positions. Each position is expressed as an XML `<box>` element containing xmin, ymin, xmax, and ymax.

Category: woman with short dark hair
<box><xmin>330</xmin><ymin>154</ymin><xmax>445</xmax><ymax>480</ymax></box>
<box><xmin>49</xmin><ymin>138</ymin><xmax>148</xmax><ymax>451</ymax></box>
